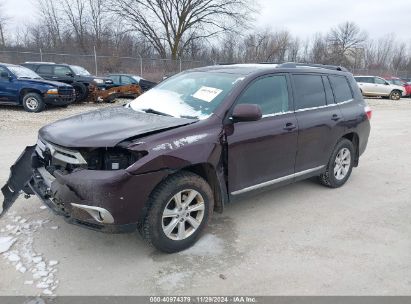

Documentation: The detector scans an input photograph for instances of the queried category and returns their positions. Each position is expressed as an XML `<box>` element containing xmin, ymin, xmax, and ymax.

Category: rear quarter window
<box><xmin>293</xmin><ymin>74</ymin><xmax>327</xmax><ymax>110</ymax></box>
<box><xmin>329</xmin><ymin>75</ymin><xmax>353</xmax><ymax>103</ymax></box>
<box><xmin>37</xmin><ymin>65</ymin><xmax>53</xmax><ymax>74</ymax></box>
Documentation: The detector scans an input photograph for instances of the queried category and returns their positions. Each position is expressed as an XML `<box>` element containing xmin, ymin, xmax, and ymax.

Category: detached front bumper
<box><xmin>1</xmin><ymin>146</ymin><xmax>168</xmax><ymax>233</ymax></box>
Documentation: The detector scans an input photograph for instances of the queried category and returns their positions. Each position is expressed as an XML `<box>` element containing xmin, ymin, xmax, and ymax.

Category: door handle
<box><xmin>331</xmin><ymin>114</ymin><xmax>341</xmax><ymax>121</ymax></box>
<box><xmin>284</xmin><ymin>122</ymin><xmax>296</xmax><ymax>131</ymax></box>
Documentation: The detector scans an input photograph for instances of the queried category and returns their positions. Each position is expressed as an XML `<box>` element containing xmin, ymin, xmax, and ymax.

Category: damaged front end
<box><xmin>1</xmin><ymin>137</ymin><xmax>167</xmax><ymax>233</ymax></box>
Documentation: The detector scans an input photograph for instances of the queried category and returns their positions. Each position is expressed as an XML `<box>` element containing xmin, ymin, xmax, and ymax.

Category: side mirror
<box><xmin>232</xmin><ymin>104</ymin><xmax>262</xmax><ymax>122</ymax></box>
<box><xmin>66</xmin><ymin>72</ymin><xmax>74</xmax><ymax>77</ymax></box>
<box><xmin>385</xmin><ymin>82</ymin><xmax>390</xmax><ymax>85</ymax></box>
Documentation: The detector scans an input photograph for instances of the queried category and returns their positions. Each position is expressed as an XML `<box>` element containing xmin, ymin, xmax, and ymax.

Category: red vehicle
<box><xmin>384</xmin><ymin>77</ymin><xmax>411</xmax><ymax>97</ymax></box>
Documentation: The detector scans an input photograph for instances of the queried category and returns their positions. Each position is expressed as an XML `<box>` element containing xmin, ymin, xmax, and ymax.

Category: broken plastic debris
<box><xmin>0</xmin><ymin>237</ymin><xmax>16</xmax><ymax>253</ymax></box>
<box><xmin>50</xmin><ymin>226</ymin><xmax>59</xmax><ymax>230</ymax></box>
<box><xmin>49</xmin><ymin>260</ymin><xmax>58</xmax><ymax>266</ymax></box>
<box><xmin>40</xmin><ymin>206</ymin><xmax>47</xmax><ymax>210</ymax></box>
<box><xmin>24</xmin><ymin>280</ymin><xmax>34</xmax><ymax>285</ymax></box>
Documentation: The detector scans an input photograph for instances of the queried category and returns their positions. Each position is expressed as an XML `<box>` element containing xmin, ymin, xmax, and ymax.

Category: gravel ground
<box><xmin>0</xmin><ymin>98</ymin><xmax>410</xmax><ymax>296</ymax></box>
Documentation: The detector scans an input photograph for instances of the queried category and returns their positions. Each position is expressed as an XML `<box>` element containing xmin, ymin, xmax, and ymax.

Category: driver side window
<box><xmin>236</xmin><ymin>75</ymin><xmax>289</xmax><ymax>116</ymax></box>
<box><xmin>375</xmin><ymin>77</ymin><xmax>386</xmax><ymax>85</ymax></box>
<box><xmin>0</xmin><ymin>67</ymin><xmax>9</xmax><ymax>81</ymax></box>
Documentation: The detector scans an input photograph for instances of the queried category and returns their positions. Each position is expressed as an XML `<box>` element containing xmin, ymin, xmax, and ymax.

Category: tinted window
<box><xmin>109</xmin><ymin>75</ymin><xmax>120</xmax><ymax>83</ymax></box>
<box><xmin>54</xmin><ymin>66</ymin><xmax>72</xmax><ymax>76</ymax></box>
<box><xmin>355</xmin><ymin>77</ymin><xmax>374</xmax><ymax>83</ymax></box>
<box><xmin>293</xmin><ymin>74</ymin><xmax>326</xmax><ymax>109</ymax></box>
<box><xmin>236</xmin><ymin>75</ymin><xmax>289</xmax><ymax>116</ymax></box>
<box><xmin>37</xmin><ymin>65</ymin><xmax>53</xmax><ymax>74</ymax></box>
<box><xmin>322</xmin><ymin>76</ymin><xmax>335</xmax><ymax>104</ymax></box>
<box><xmin>329</xmin><ymin>76</ymin><xmax>353</xmax><ymax>103</ymax></box>
<box><xmin>121</xmin><ymin>76</ymin><xmax>134</xmax><ymax>84</ymax></box>
<box><xmin>0</xmin><ymin>67</ymin><xmax>8</xmax><ymax>80</ymax></box>
<box><xmin>375</xmin><ymin>77</ymin><xmax>386</xmax><ymax>85</ymax></box>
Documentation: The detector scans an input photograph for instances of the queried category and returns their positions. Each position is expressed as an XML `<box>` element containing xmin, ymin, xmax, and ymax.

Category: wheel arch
<box><xmin>180</xmin><ymin>163</ymin><xmax>227</xmax><ymax>214</ymax></box>
<box><xmin>19</xmin><ymin>88</ymin><xmax>43</xmax><ymax>104</ymax></box>
<box><xmin>342</xmin><ymin>132</ymin><xmax>359</xmax><ymax>167</ymax></box>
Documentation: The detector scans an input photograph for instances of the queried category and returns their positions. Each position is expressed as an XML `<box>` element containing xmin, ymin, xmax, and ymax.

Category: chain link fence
<box><xmin>0</xmin><ymin>49</ymin><xmax>210</xmax><ymax>82</ymax></box>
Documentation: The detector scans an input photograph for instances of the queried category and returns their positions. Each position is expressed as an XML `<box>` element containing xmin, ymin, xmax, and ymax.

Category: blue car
<box><xmin>0</xmin><ymin>63</ymin><xmax>76</xmax><ymax>112</ymax></box>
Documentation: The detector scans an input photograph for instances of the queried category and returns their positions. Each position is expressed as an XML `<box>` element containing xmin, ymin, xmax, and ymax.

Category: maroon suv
<box><xmin>1</xmin><ymin>63</ymin><xmax>371</xmax><ymax>253</ymax></box>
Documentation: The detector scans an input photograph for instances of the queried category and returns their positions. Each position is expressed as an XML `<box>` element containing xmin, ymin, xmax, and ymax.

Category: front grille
<box><xmin>58</xmin><ymin>87</ymin><xmax>75</xmax><ymax>96</ymax></box>
<box><xmin>35</xmin><ymin>138</ymin><xmax>87</xmax><ymax>166</ymax></box>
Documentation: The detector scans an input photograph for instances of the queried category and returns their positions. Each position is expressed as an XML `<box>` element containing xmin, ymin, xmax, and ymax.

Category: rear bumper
<box><xmin>43</xmin><ymin>94</ymin><xmax>75</xmax><ymax>106</ymax></box>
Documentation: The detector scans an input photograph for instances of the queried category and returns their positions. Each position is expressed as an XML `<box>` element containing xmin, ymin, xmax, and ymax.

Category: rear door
<box><xmin>227</xmin><ymin>74</ymin><xmax>298</xmax><ymax>195</ymax></box>
<box><xmin>35</xmin><ymin>65</ymin><xmax>54</xmax><ymax>81</ymax></box>
<box><xmin>292</xmin><ymin>73</ymin><xmax>345</xmax><ymax>173</ymax></box>
<box><xmin>374</xmin><ymin>77</ymin><xmax>391</xmax><ymax>95</ymax></box>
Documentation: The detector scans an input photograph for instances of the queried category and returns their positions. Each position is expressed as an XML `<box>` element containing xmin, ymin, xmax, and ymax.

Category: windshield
<box><xmin>70</xmin><ymin>65</ymin><xmax>91</xmax><ymax>76</ymax></box>
<box><xmin>8</xmin><ymin>66</ymin><xmax>42</xmax><ymax>79</ymax></box>
<box><xmin>129</xmin><ymin>71</ymin><xmax>244</xmax><ymax>120</ymax></box>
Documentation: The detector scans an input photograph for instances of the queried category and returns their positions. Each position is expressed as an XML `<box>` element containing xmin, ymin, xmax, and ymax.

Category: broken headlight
<box><xmin>84</xmin><ymin>148</ymin><xmax>146</xmax><ymax>171</ymax></box>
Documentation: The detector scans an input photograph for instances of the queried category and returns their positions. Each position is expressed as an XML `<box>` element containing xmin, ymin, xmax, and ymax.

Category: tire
<box><xmin>389</xmin><ymin>90</ymin><xmax>401</xmax><ymax>100</ymax></box>
<box><xmin>319</xmin><ymin>139</ymin><xmax>355</xmax><ymax>188</ymax></box>
<box><xmin>73</xmin><ymin>83</ymin><xmax>88</xmax><ymax>102</ymax></box>
<box><xmin>140</xmin><ymin>171</ymin><xmax>214</xmax><ymax>253</ymax></box>
<box><xmin>22</xmin><ymin>93</ymin><xmax>45</xmax><ymax>113</ymax></box>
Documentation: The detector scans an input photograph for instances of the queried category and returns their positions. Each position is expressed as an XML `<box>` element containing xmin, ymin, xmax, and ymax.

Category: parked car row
<box><xmin>0</xmin><ymin>61</ymin><xmax>153</xmax><ymax>112</ymax></box>
<box><xmin>354</xmin><ymin>75</ymin><xmax>410</xmax><ymax>100</ymax></box>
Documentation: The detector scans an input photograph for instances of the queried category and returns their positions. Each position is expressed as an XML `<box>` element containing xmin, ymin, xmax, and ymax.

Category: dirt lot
<box><xmin>0</xmin><ymin>98</ymin><xmax>410</xmax><ymax>296</ymax></box>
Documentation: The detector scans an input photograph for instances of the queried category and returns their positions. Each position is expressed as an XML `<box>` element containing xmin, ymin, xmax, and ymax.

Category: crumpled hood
<box><xmin>39</xmin><ymin>106</ymin><xmax>196</xmax><ymax>148</ymax></box>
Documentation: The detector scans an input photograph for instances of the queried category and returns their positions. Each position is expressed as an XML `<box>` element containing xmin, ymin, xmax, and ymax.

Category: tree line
<box><xmin>0</xmin><ymin>0</ymin><xmax>410</xmax><ymax>77</ymax></box>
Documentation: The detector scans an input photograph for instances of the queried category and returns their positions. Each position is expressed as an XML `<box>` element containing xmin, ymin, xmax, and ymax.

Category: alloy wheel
<box><xmin>334</xmin><ymin>148</ymin><xmax>351</xmax><ymax>181</ymax></box>
<box><xmin>162</xmin><ymin>189</ymin><xmax>205</xmax><ymax>241</ymax></box>
<box><xmin>25</xmin><ymin>97</ymin><xmax>39</xmax><ymax>110</ymax></box>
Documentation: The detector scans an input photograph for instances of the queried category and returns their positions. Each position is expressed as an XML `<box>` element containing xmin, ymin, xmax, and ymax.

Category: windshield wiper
<box><xmin>18</xmin><ymin>76</ymin><xmax>32</xmax><ymax>79</ymax></box>
<box><xmin>180</xmin><ymin>115</ymin><xmax>198</xmax><ymax>119</ymax></box>
<box><xmin>142</xmin><ymin>108</ymin><xmax>173</xmax><ymax>117</ymax></box>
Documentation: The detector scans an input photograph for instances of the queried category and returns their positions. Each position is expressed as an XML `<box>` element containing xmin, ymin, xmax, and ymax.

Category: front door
<box><xmin>0</xmin><ymin>67</ymin><xmax>18</xmax><ymax>104</ymax></box>
<box><xmin>227</xmin><ymin>74</ymin><xmax>298</xmax><ymax>195</ymax></box>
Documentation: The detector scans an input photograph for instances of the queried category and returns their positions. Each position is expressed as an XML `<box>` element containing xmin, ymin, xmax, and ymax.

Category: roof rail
<box><xmin>278</xmin><ymin>62</ymin><xmax>349</xmax><ymax>72</ymax></box>
<box><xmin>24</xmin><ymin>61</ymin><xmax>55</xmax><ymax>64</ymax></box>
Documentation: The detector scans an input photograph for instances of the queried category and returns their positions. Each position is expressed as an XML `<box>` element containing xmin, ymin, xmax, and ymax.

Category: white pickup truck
<box><xmin>354</xmin><ymin>76</ymin><xmax>406</xmax><ymax>100</ymax></box>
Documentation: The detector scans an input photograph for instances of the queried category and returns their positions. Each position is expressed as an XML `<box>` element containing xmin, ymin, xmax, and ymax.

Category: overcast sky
<box><xmin>2</xmin><ymin>0</ymin><xmax>411</xmax><ymax>43</ymax></box>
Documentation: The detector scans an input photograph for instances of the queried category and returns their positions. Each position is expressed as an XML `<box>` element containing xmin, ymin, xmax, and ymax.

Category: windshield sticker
<box><xmin>192</xmin><ymin>86</ymin><xmax>223</xmax><ymax>102</ymax></box>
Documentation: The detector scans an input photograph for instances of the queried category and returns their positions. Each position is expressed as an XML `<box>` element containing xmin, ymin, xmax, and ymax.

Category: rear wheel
<box><xmin>389</xmin><ymin>90</ymin><xmax>401</xmax><ymax>100</ymax></box>
<box><xmin>140</xmin><ymin>172</ymin><xmax>213</xmax><ymax>253</ymax></box>
<box><xmin>319</xmin><ymin>139</ymin><xmax>354</xmax><ymax>188</ymax></box>
<box><xmin>73</xmin><ymin>83</ymin><xmax>88</xmax><ymax>102</ymax></box>
<box><xmin>22</xmin><ymin>93</ymin><xmax>45</xmax><ymax>113</ymax></box>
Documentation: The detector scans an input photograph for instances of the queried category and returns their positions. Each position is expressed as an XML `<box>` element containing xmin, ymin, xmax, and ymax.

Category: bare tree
<box><xmin>107</xmin><ymin>0</ymin><xmax>255</xmax><ymax>59</ymax></box>
<box><xmin>0</xmin><ymin>0</ymin><xmax>10</xmax><ymax>46</ymax></box>
<box><xmin>37</xmin><ymin>0</ymin><xmax>64</xmax><ymax>48</ymax></box>
<box><xmin>327</xmin><ymin>21</ymin><xmax>367</xmax><ymax>65</ymax></box>
<box><xmin>62</xmin><ymin>0</ymin><xmax>88</xmax><ymax>52</ymax></box>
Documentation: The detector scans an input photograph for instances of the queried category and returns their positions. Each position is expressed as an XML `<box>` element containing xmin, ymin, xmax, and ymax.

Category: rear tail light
<box><xmin>364</xmin><ymin>105</ymin><xmax>372</xmax><ymax>120</ymax></box>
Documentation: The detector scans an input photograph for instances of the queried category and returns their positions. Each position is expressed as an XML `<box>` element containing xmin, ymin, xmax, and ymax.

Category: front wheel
<box><xmin>140</xmin><ymin>172</ymin><xmax>214</xmax><ymax>253</ymax></box>
<box><xmin>22</xmin><ymin>93</ymin><xmax>45</xmax><ymax>113</ymax></box>
<box><xmin>389</xmin><ymin>90</ymin><xmax>401</xmax><ymax>100</ymax></box>
<box><xmin>319</xmin><ymin>139</ymin><xmax>354</xmax><ymax>188</ymax></box>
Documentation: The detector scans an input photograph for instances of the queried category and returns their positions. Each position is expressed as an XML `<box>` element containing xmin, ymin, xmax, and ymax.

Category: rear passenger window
<box><xmin>329</xmin><ymin>76</ymin><xmax>353</xmax><ymax>103</ymax></box>
<box><xmin>37</xmin><ymin>65</ymin><xmax>53</xmax><ymax>74</ymax></box>
<box><xmin>236</xmin><ymin>75</ymin><xmax>289</xmax><ymax>116</ymax></box>
<box><xmin>293</xmin><ymin>74</ymin><xmax>326</xmax><ymax>110</ymax></box>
